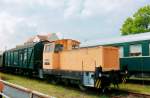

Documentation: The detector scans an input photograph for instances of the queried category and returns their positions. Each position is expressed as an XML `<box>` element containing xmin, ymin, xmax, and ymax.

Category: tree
<box><xmin>120</xmin><ymin>5</ymin><xmax>150</xmax><ymax>35</ymax></box>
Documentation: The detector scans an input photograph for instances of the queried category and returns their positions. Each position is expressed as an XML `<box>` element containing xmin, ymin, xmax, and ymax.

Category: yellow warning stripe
<box><xmin>122</xmin><ymin>77</ymin><xmax>126</xmax><ymax>83</ymax></box>
<box><xmin>95</xmin><ymin>79</ymin><xmax>101</xmax><ymax>88</ymax></box>
<box><xmin>97</xmin><ymin>80</ymin><xmax>101</xmax><ymax>88</ymax></box>
<box><xmin>95</xmin><ymin>80</ymin><xmax>99</xmax><ymax>88</ymax></box>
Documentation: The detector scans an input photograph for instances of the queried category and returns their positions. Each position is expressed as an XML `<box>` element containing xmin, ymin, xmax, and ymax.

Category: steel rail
<box><xmin>0</xmin><ymin>79</ymin><xmax>56</xmax><ymax>98</ymax></box>
<box><xmin>111</xmin><ymin>88</ymin><xmax>150</xmax><ymax>98</ymax></box>
<box><xmin>0</xmin><ymin>92</ymin><xmax>10</xmax><ymax>98</ymax></box>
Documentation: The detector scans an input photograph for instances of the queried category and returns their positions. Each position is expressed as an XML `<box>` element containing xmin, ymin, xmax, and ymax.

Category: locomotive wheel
<box><xmin>79</xmin><ymin>84</ymin><xmax>87</xmax><ymax>91</ymax></box>
<box><xmin>51</xmin><ymin>80</ymin><xmax>57</xmax><ymax>85</ymax></box>
<box><xmin>51</xmin><ymin>78</ymin><xmax>59</xmax><ymax>85</ymax></box>
<box><xmin>101</xmin><ymin>87</ymin><xmax>107</xmax><ymax>93</ymax></box>
<box><xmin>63</xmin><ymin>79</ymin><xmax>69</xmax><ymax>85</ymax></box>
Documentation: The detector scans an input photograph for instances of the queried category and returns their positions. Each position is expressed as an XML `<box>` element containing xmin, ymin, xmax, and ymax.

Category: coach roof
<box><xmin>81</xmin><ymin>32</ymin><xmax>150</xmax><ymax>47</ymax></box>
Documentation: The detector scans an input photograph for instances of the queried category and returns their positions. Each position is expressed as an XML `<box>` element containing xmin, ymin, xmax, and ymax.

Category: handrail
<box><xmin>0</xmin><ymin>92</ymin><xmax>10</xmax><ymax>98</ymax></box>
<box><xmin>0</xmin><ymin>80</ymin><xmax>55</xmax><ymax>98</ymax></box>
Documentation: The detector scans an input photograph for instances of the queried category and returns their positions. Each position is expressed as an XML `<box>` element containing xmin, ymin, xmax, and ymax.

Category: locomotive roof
<box><xmin>81</xmin><ymin>32</ymin><xmax>150</xmax><ymax>47</ymax></box>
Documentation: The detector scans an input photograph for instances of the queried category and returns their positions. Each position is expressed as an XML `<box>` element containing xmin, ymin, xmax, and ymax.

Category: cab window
<box><xmin>44</xmin><ymin>43</ymin><xmax>55</xmax><ymax>52</ymax></box>
<box><xmin>54</xmin><ymin>44</ymin><xmax>63</xmax><ymax>52</ymax></box>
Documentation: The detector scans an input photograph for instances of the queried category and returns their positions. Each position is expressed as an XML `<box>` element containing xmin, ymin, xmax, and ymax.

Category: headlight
<box><xmin>99</xmin><ymin>73</ymin><xmax>102</xmax><ymax>77</ymax></box>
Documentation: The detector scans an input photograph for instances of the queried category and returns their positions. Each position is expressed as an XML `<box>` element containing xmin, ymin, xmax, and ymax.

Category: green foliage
<box><xmin>121</xmin><ymin>5</ymin><xmax>150</xmax><ymax>35</ymax></box>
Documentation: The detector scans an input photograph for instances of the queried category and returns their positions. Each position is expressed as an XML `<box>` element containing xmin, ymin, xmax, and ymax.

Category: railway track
<box><xmin>1</xmin><ymin>71</ymin><xmax>150</xmax><ymax>98</ymax></box>
<box><xmin>126</xmin><ymin>79</ymin><xmax>150</xmax><ymax>85</ymax></box>
<box><xmin>128</xmin><ymin>92</ymin><xmax>150</xmax><ymax>98</ymax></box>
<box><xmin>111</xmin><ymin>88</ymin><xmax>150</xmax><ymax>98</ymax></box>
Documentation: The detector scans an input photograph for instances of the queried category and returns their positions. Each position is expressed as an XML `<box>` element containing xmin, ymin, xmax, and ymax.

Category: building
<box><xmin>24</xmin><ymin>33</ymin><xmax>63</xmax><ymax>45</ymax></box>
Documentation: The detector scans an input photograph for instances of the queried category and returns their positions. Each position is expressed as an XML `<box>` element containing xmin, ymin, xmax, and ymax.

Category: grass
<box><xmin>0</xmin><ymin>72</ymin><xmax>150</xmax><ymax>98</ymax></box>
<box><xmin>0</xmin><ymin>72</ymin><xmax>108</xmax><ymax>98</ymax></box>
<box><xmin>118</xmin><ymin>83</ymin><xmax>150</xmax><ymax>94</ymax></box>
<box><xmin>129</xmin><ymin>77</ymin><xmax>150</xmax><ymax>81</ymax></box>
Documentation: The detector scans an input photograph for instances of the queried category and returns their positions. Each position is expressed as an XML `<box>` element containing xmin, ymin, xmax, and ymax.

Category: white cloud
<box><xmin>0</xmin><ymin>12</ymin><xmax>24</xmax><ymax>34</ymax></box>
<box><xmin>63</xmin><ymin>0</ymin><xmax>83</xmax><ymax>19</ymax></box>
<box><xmin>0</xmin><ymin>12</ymin><xmax>37</xmax><ymax>50</ymax></box>
<box><xmin>64</xmin><ymin>0</ymin><xmax>147</xmax><ymax>19</ymax></box>
<box><xmin>0</xmin><ymin>12</ymin><xmax>22</xmax><ymax>48</ymax></box>
<box><xmin>2</xmin><ymin>0</ymin><xmax>64</xmax><ymax>8</ymax></box>
<box><xmin>0</xmin><ymin>0</ymin><xmax>149</xmax><ymax>50</ymax></box>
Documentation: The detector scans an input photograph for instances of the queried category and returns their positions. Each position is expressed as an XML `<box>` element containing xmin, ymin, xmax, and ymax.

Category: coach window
<box><xmin>149</xmin><ymin>44</ymin><xmax>150</xmax><ymax>55</ymax></box>
<box><xmin>10</xmin><ymin>52</ymin><xmax>14</xmax><ymax>65</ymax></box>
<box><xmin>5</xmin><ymin>52</ymin><xmax>8</xmax><ymax>65</ymax></box>
<box><xmin>130</xmin><ymin>44</ymin><xmax>142</xmax><ymax>56</ymax></box>
<box><xmin>14</xmin><ymin>51</ymin><xmax>18</xmax><ymax>66</ymax></box>
<box><xmin>8</xmin><ymin>52</ymin><xmax>10</xmax><ymax>65</ymax></box>
<box><xmin>24</xmin><ymin>49</ymin><xmax>27</xmax><ymax>65</ymax></box>
<box><xmin>119</xmin><ymin>46</ymin><xmax>124</xmax><ymax>58</ymax></box>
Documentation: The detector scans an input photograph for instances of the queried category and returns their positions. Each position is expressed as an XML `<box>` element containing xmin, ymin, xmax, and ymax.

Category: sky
<box><xmin>0</xmin><ymin>0</ymin><xmax>149</xmax><ymax>50</ymax></box>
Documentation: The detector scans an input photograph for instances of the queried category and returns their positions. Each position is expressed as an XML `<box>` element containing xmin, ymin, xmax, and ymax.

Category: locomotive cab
<box><xmin>43</xmin><ymin>39</ymin><xmax>80</xmax><ymax>73</ymax></box>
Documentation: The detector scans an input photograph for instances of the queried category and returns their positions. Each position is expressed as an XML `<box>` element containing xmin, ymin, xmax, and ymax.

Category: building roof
<box><xmin>25</xmin><ymin>34</ymin><xmax>51</xmax><ymax>43</ymax></box>
<box><xmin>81</xmin><ymin>32</ymin><xmax>150</xmax><ymax>47</ymax></box>
<box><xmin>25</xmin><ymin>33</ymin><xmax>63</xmax><ymax>44</ymax></box>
